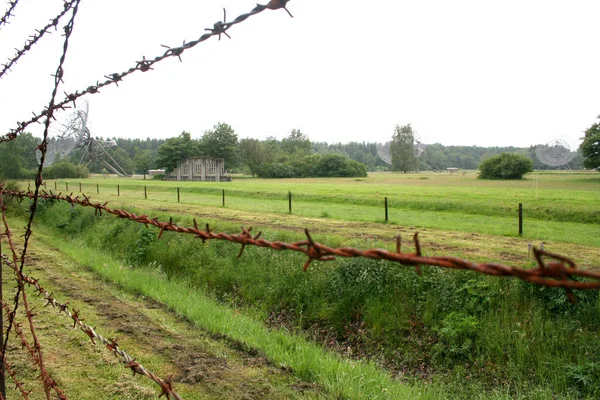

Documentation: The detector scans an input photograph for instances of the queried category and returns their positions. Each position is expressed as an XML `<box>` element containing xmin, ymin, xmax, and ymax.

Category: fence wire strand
<box><xmin>0</xmin><ymin>0</ymin><xmax>19</xmax><ymax>30</ymax></box>
<box><xmin>0</xmin><ymin>0</ymin><xmax>294</xmax><ymax>144</ymax></box>
<box><xmin>0</xmin><ymin>0</ymin><xmax>78</xmax><ymax>80</ymax></box>
<box><xmin>0</xmin><ymin>254</ymin><xmax>182</xmax><ymax>400</ymax></box>
<box><xmin>5</xmin><ymin>189</ymin><xmax>598</xmax><ymax>302</ymax></box>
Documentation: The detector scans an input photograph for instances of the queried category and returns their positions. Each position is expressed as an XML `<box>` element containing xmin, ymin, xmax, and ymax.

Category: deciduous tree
<box><xmin>580</xmin><ymin>116</ymin><xmax>600</xmax><ymax>170</ymax></box>
<box><xmin>239</xmin><ymin>138</ymin><xmax>265</xmax><ymax>177</ymax></box>
<box><xmin>389</xmin><ymin>124</ymin><xmax>417</xmax><ymax>173</ymax></box>
<box><xmin>201</xmin><ymin>122</ymin><xmax>239</xmax><ymax>170</ymax></box>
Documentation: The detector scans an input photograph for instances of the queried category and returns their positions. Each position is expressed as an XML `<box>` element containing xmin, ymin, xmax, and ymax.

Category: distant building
<box><xmin>165</xmin><ymin>158</ymin><xmax>231</xmax><ymax>182</ymax></box>
<box><xmin>446</xmin><ymin>167</ymin><xmax>459</xmax><ymax>174</ymax></box>
<box><xmin>148</xmin><ymin>169</ymin><xmax>166</xmax><ymax>177</ymax></box>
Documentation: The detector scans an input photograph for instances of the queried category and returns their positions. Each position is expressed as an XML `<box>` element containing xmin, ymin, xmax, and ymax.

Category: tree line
<box><xmin>1</xmin><ymin>121</ymin><xmax>596</xmax><ymax>180</ymax></box>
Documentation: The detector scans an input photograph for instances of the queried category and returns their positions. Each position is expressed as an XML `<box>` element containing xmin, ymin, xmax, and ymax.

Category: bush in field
<box><xmin>479</xmin><ymin>153</ymin><xmax>533</xmax><ymax>180</ymax></box>
<box><xmin>256</xmin><ymin>153</ymin><xmax>367</xmax><ymax>178</ymax></box>
<box><xmin>44</xmin><ymin>160</ymin><xmax>89</xmax><ymax>179</ymax></box>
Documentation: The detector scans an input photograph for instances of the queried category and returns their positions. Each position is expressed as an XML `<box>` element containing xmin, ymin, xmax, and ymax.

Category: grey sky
<box><xmin>1</xmin><ymin>0</ymin><xmax>599</xmax><ymax>149</ymax></box>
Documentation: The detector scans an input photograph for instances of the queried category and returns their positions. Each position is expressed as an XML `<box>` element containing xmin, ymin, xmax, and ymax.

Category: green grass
<box><xmin>30</xmin><ymin>219</ymin><xmax>433</xmax><ymax>400</ymax></box>
<box><xmin>19</xmin><ymin>197</ymin><xmax>600</xmax><ymax>399</ymax></box>
<box><xmin>30</xmin><ymin>170</ymin><xmax>600</xmax><ymax>247</ymax></box>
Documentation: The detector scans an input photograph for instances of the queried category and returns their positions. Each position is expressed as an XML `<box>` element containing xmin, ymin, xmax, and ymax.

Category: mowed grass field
<box><xmin>46</xmin><ymin>171</ymin><xmax>600</xmax><ymax>247</ymax></box>
<box><xmin>8</xmin><ymin>170</ymin><xmax>600</xmax><ymax>399</ymax></box>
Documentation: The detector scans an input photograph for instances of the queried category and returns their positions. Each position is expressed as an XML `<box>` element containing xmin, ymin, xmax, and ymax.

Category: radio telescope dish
<box><xmin>377</xmin><ymin>131</ymin><xmax>425</xmax><ymax>165</ymax></box>
<box><xmin>412</xmin><ymin>132</ymin><xmax>426</xmax><ymax>158</ymax></box>
<box><xmin>535</xmin><ymin>139</ymin><xmax>577</xmax><ymax>167</ymax></box>
<box><xmin>376</xmin><ymin>141</ymin><xmax>392</xmax><ymax>165</ymax></box>
<box><xmin>36</xmin><ymin>99</ymin><xmax>130</xmax><ymax>176</ymax></box>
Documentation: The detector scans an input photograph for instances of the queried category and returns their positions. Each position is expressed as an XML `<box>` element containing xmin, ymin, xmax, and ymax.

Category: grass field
<box><xmin>7</xmin><ymin>170</ymin><xmax>600</xmax><ymax>398</ymax></box>
<box><xmin>42</xmin><ymin>171</ymin><xmax>600</xmax><ymax>246</ymax></box>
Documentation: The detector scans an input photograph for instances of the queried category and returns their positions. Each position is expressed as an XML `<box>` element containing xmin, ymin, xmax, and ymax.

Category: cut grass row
<box><xmin>32</xmin><ymin>183</ymin><xmax>600</xmax><ymax>247</ymax></box>
<box><xmin>48</xmin><ymin>173</ymin><xmax>599</xmax><ymax>225</ymax></box>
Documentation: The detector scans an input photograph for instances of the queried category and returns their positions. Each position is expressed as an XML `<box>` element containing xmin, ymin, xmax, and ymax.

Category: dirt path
<box><xmin>2</xmin><ymin>235</ymin><xmax>323</xmax><ymax>399</ymax></box>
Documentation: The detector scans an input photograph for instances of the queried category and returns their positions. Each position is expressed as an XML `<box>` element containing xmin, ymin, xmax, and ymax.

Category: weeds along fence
<box><xmin>41</xmin><ymin>180</ymin><xmax>531</xmax><ymax>235</ymax></box>
<box><xmin>0</xmin><ymin>1</ymin><xmax>598</xmax><ymax>399</ymax></box>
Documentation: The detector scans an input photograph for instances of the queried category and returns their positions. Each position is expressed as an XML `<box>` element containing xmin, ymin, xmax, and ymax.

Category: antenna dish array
<box><xmin>376</xmin><ymin>132</ymin><xmax>426</xmax><ymax>166</ymax></box>
<box><xmin>535</xmin><ymin>139</ymin><xmax>577</xmax><ymax>168</ymax></box>
<box><xmin>36</xmin><ymin>99</ymin><xmax>130</xmax><ymax>176</ymax></box>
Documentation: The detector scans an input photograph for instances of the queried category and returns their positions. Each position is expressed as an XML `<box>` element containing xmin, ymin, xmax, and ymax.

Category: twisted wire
<box><xmin>0</xmin><ymin>0</ymin><xmax>294</xmax><ymax>144</ymax></box>
<box><xmin>0</xmin><ymin>0</ymin><xmax>78</xmax><ymax>80</ymax></box>
<box><xmin>4</xmin><ymin>189</ymin><xmax>597</xmax><ymax>303</ymax></box>
<box><xmin>0</xmin><ymin>254</ymin><xmax>182</xmax><ymax>400</ymax></box>
<box><xmin>0</xmin><ymin>0</ymin><xmax>19</xmax><ymax>30</ymax></box>
<box><xmin>1</xmin><ymin>3</ymin><xmax>81</xmax><ymax>398</ymax></box>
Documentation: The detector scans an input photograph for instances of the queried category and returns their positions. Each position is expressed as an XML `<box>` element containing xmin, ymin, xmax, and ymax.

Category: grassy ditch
<box><xmin>19</xmin><ymin>198</ymin><xmax>600</xmax><ymax>399</ymax></box>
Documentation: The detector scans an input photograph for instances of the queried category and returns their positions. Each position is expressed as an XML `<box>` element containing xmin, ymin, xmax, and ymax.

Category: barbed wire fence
<box><xmin>0</xmin><ymin>0</ymin><xmax>598</xmax><ymax>398</ymax></box>
<box><xmin>0</xmin><ymin>0</ymin><xmax>19</xmax><ymax>30</ymax></box>
<box><xmin>0</xmin><ymin>0</ymin><xmax>294</xmax><ymax>398</ymax></box>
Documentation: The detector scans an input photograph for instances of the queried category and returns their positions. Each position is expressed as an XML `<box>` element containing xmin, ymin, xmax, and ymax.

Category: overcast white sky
<box><xmin>1</xmin><ymin>0</ymin><xmax>599</xmax><ymax>149</ymax></box>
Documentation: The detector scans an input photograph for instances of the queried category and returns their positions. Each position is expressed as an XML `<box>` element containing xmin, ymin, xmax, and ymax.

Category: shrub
<box><xmin>44</xmin><ymin>161</ymin><xmax>89</xmax><ymax>179</ymax></box>
<box><xmin>479</xmin><ymin>153</ymin><xmax>533</xmax><ymax>180</ymax></box>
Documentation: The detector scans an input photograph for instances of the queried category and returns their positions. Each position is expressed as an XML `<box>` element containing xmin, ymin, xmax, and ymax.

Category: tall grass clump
<box><xmin>28</xmin><ymin>200</ymin><xmax>600</xmax><ymax>398</ymax></box>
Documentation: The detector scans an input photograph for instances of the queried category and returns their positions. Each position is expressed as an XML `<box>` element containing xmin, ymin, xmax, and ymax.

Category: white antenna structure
<box><xmin>534</xmin><ymin>139</ymin><xmax>577</xmax><ymax>168</ymax></box>
<box><xmin>37</xmin><ymin>99</ymin><xmax>130</xmax><ymax>176</ymax></box>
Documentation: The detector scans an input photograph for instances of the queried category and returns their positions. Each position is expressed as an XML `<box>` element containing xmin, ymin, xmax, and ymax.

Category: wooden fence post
<box><xmin>144</xmin><ymin>185</ymin><xmax>147</xmax><ymax>200</ymax></box>
<box><xmin>288</xmin><ymin>191</ymin><xmax>292</xmax><ymax>213</ymax></box>
<box><xmin>117</xmin><ymin>184</ymin><xmax>120</xmax><ymax>197</ymax></box>
<box><xmin>177</xmin><ymin>187</ymin><xmax>180</xmax><ymax>202</ymax></box>
<box><xmin>385</xmin><ymin>197</ymin><xmax>389</xmax><ymax>222</ymax></box>
<box><xmin>96</xmin><ymin>183</ymin><xmax>99</xmax><ymax>194</ymax></box>
<box><xmin>222</xmin><ymin>189</ymin><xmax>225</xmax><ymax>206</ymax></box>
<box><xmin>518</xmin><ymin>203</ymin><xmax>523</xmax><ymax>236</ymax></box>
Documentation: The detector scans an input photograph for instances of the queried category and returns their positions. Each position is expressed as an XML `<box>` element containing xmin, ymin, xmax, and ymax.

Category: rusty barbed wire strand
<box><xmin>0</xmin><ymin>0</ymin><xmax>294</xmax><ymax>144</ymax></box>
<box><xmin>0</xmin><ymin>187</ymin><xmax>64</xmax><ymax>399</ymax></box>
<box><xmin>0</xmin><ymin>300</ymin><xmax>66</xmax><ymax>399</ymax></box>
<box><xmin>0</xmin><ymin>0</ymin><xmax>77</xmax><ymax>80</ymax></box>
<box><xmin>0</xmin><ymin>254</ymin><xmax>182</xmax><ymax>400</ymax></box>
<box><xmin>0</xmin><ymin>0</ymin><xmax>19</xmax><ymax>30</ymax></box>
<box><xmin>4</xmin><ymin>189</ymin><xmax>599</xmax><ymax>302</ymax></box>
<box><xmin>1</xmin><ymin>2</ymin><xmax>81</xmax><ymax>398</ymax></box>
<box><xmin>3</xmin><ymin>358</ymin><xmax>30</xmax><ymax>399</ymax></box>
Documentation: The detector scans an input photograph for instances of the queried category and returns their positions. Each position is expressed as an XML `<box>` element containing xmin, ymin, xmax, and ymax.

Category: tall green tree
<box><xmin>282</xmin><ymin>129</ymin><xmax>311</xmax><ymax>155</ymax></box>
<box><xmin>239</xmin><ymin>138</ymin><xmax>265</xmax><ymax>177</ymax></box>
<box><xmin>580</xmin><ymin>116</ymin><xmax>600</xmax><ymax>170</ymax></box>
<box><xmin>0</xmin><ymin>140</ymin><xmax>24</xmax><ymax>179</ymax></box>
<box><xmin>156</xmin><ymin>131</ymin><xmax>201</xmax><ymax>172</ymax></box>
<box><xmin>201</xmin><ymin>122</ymin><xmax>239</xmax><ymax>170</ymax></box>
<box><xmin>389</xmin><ymin>124</ymin><xmax>417</xmax><ymax>173</ymax></box>
<box><xmin>133</xmin><ymin>149</ymin><xmax>155</xmax><ymax>176</ymax></box>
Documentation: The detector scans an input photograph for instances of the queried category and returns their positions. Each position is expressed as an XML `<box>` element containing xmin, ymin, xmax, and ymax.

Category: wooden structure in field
<box><xmin>165</xmin><ymin>158</ymin><xmax>231</xmax><ymax>182</ymax></box>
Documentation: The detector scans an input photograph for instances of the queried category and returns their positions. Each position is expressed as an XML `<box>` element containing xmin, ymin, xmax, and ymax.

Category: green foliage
<box><xmin>390</xmin><ymin>124</ymin><xmax>417</xmax><ymax>172</ymax></box>
<box><xmin>479</xmin><ymin>153</ymin><xmax>533</xmax><ymax>180</ymax></box>
<box><xmin>239</xmin><ymin>138</ymin><xmax>265</xmax><ymax>177</ymax></box>
<box><xmin>133</xmin><ymin>149</ymin><xmax>154</xmax><ymax>175</ymax></box>
<box><xmin>256</xmin><ymin>153</ymin><xmax>367</xmax><ymax>178</ymax></box>
<box><xmin>281</xmin><ymin>129</ymin><xmax>311</xmax><ymax>155</ymax></box>
<box><xmin>201</xmin><ymin>122</ymin><xmax>239</xmax><ymax>170</ymax></box>
<box><xmin>156</xmin><ymin>131</ymin><xmax>201</xmax><ymax>172</ymax></box>
<box><xmin>0</xmin><ymin>132</ymin><xmax>40</xmax><ymax>179</ymax></box>
<box><xmin>44</xmin><ymin>160</ymin><xmax>89</xmax><ymax>179</ymax></box>
<box><xmin>580</xmin><ymin>116</ymin><xmax>600</xmax><ymax>170</ymax></box>
<box><xmin>29</xmin><ymin>201</ymin><xmax>600</xmax><ymax>398</ymax></box>
<box><xmin>433</xmin><ymin>312</ymin><xmax>479</xmax><ymax>361</ymax></box>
